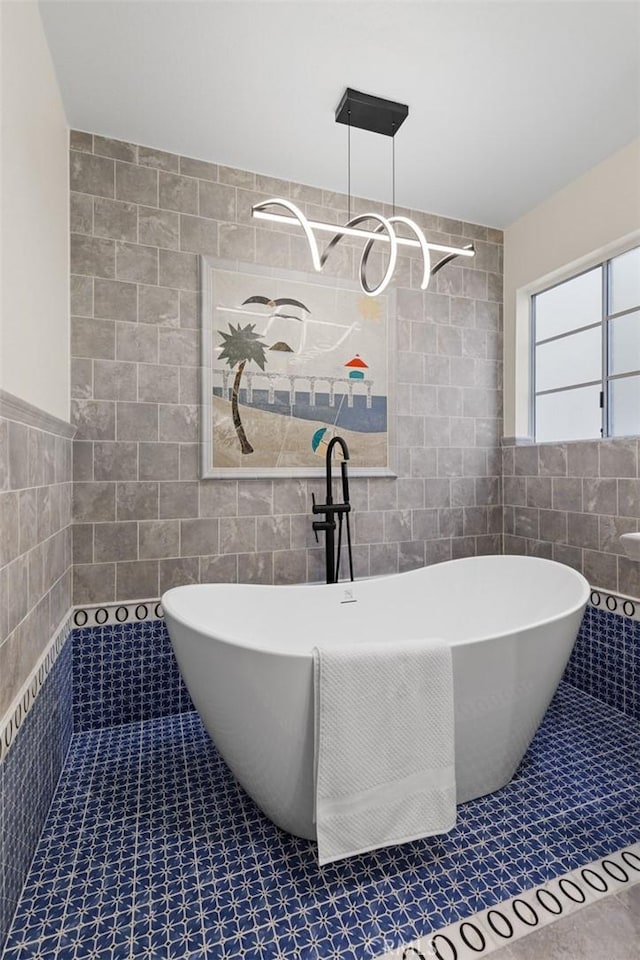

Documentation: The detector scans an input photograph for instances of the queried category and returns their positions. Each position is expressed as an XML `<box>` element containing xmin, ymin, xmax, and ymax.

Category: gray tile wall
<box><xmin>0</xmin><ymin>405</ymin><xmax>73</xmax><ymax>719</ymax></box>
<box><xmin>69</xmin><ymin>131</ymin><xmax>504</xmax><ymax>603</ymax></box>
<box><xmin>503</xmin><ymin>439</ymin><xmax>640</xmax><ymax>597</ymax></box>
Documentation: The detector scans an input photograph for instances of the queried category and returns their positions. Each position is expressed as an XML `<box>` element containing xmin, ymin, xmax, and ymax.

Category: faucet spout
<box><xmin>324</xmin><ymin>435</ymin><xmax>349</xmax><ymax>506</ymax></box>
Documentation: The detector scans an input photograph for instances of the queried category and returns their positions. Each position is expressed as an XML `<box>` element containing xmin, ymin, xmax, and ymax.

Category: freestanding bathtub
<box><xmin>163</xmin><ymin>555</ymin><xmax>590</xmax><ymax>841</ymax></box>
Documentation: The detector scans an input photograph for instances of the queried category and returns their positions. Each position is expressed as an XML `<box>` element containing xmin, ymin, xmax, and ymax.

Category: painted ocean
<box><xmin>212</xmin><ymin>388</ymin><xmax>387</xmax><ymax>433</ymax></box>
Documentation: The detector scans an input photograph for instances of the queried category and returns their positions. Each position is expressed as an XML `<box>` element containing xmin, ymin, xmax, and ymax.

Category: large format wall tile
<box><xmin>0</xmin><ymin>394</ymin><xmax>74</xmax><ymax>723</ymax></box>
<box><xmin>69</xmin><ymin>132</ymin><xmax>504</xmax><ymax>602</ymax></box>
<box><xmin>503</xmin><ymin>440</ymin><xmax>640</xmax><ymax>596</ymax></box>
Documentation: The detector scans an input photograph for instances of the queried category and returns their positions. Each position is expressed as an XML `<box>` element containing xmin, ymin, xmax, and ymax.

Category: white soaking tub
<box><xmin>163</xmin><ymin>555</ymin><xmax>590</xmax><ymax>840</ymax></box>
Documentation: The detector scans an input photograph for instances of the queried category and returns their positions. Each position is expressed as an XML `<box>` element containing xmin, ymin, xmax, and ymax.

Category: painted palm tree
<box><xmin>218</xmin><ymin>322</ymin><xmax>268</xmax><ymax>454</ymax></box>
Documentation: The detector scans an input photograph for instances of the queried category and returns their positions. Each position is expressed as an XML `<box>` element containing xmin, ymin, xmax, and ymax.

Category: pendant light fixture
<box><xmin>251</xmin><ymin>88</ymin><xmax>475</xmax><ymax>297</ymax></box>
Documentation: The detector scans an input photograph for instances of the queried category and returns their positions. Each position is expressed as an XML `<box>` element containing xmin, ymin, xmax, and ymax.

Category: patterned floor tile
<box><xmin>3</xmin><ymin>681</ymin><xmax>640</xmax><ymax>960</ymax></box>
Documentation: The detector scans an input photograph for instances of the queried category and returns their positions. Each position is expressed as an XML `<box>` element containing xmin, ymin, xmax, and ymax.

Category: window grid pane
<box><xmin>608</xmin><ymin>247</ymin><xmax>640</xmax><ymax>316</ymax></box>
<box><xmin>535</xmin><ymin>385</ymin><xmax>602</xmax><ymax>443</ymax></box>
<box><xmin>534</xmin><ymin>266</ymin><xmax>603</xmax><ymax>342</ymax></box>
<box><xmin>532</xmin><ymin>245</ymin><xmax>640</xmax><ymax>442</ymax></box>
<box><xmin>535</xmin><ymin>325</ymin><xmax>602</xmax><ymax>393</ymax></box>
<box><xmin>609</xmin><ymin>374</ymin><xmax>640</xmax><ymax>437</ymax></box>
<box><xmin>608</xmin><ymin>310</ymin><xmax>640</xmax><ymax>376</ymax></box>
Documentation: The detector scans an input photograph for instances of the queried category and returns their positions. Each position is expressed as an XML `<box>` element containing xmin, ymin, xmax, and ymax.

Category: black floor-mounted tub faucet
<box><xmin>311</xmin><ymin>436</ymin><xmax>354</xmax><ymax>584</ymax></box>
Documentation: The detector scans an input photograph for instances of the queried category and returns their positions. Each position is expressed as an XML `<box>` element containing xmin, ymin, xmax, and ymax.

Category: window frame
<box><xmin>530</xmin><ymin>247</ymin><xmax>640</xmax><ymax>442</ymax></box>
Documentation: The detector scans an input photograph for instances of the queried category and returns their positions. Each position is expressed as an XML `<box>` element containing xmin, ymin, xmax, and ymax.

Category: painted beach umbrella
<box><xmin>269</xmin><ymin>341</ymin><xmax>294</xmax><ymax>352</ymax></box>
<box><xmin>345</xmin><ymin>354</ymin><xmax>368</xmax><ymax>380</ymax></box>
<box><xmin>311</xmin><ymin>427</ymin><xmax>327</xmax><ymax>453</ymax></box>
<box><xmin>311</xmin><ymin>427</ymin><xmax>344</xmax><ymax>460</ymax></box>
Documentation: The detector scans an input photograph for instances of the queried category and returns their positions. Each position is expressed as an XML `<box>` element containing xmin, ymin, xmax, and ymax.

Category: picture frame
<box><xmin>200</xmin><ymin>256</ymin><xmax>397</xmax><ymax>479</ymax></box>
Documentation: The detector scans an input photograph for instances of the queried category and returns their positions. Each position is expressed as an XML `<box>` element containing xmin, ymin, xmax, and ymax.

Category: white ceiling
<box><xmin>39</xmin><ymin>0</ymin><xmax>640</xmax><ymax>227</ymax></box>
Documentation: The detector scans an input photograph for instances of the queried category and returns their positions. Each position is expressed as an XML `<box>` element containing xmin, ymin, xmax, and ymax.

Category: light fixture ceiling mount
<box><xmin>334</xmin><ymin>87</ymin><xmax>409</xmax><ymax>137</ymax></box>
<box><xmin>251</xmin><ymin>89</ymin><xmax>474</xmax><ymax>296</ymax></box>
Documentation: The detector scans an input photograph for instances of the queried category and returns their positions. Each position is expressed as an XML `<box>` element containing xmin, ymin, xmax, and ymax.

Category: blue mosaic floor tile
<box><xmin>3</xmin><ymin>681</ymin><xmax>640</xmax><ymax>959</ymax></box>
<box><xmin>72</xmin><ymin>621</ymin><xmax>193</xmax><ymax>732</ymax></box>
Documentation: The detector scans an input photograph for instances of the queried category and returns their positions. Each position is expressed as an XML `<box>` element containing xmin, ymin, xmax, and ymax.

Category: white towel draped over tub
<box><xmin>312</xmin><ymin>638</ymin><xmax>456</xmax><ymax>865</ymax></box>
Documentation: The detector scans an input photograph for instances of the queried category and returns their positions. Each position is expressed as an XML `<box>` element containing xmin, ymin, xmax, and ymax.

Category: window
<box><xmin>532</xmin><ymin>246</ymin><xmax>640</xmax><ymax>442</ymax></box>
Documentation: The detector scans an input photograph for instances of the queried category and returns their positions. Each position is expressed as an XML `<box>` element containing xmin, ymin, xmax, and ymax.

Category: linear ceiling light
<box><xmin>251</xmin><ymin>88</ymin><xmax>475</xmax><ymax>297</ymax></box>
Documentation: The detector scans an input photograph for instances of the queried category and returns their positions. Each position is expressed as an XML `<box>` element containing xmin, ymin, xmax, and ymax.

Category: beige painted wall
<box><xmin>1</xmin><ymin>1</ymin><xmax>69</xmax><ymax>421</ymax></box>
<box><xmin>503</xmin><ymin>138</ymin><xmax>640</xmax><ymax>437</ymax></box>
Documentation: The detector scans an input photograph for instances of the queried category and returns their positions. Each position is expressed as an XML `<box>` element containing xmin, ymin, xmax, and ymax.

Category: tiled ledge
<box><xmin>589</xmin><ymin>586</ymin><xmax>640</xmax><ymax>621</ymax></box>
<box><xmin>71</xmin><ymin>583</ymin><xmax>640</xmax><ymax>629</ymax></box>
<box><xmin>72</xmin><ymin>597</ymin><xmax>163</xmax><ymax>627</ymax></box>
<box><xmin>5</xmin><ymin>581</ymin><xmax>636</xmax><ymax>763</ymax></box>
<box><xmin>379</xmin><ymin>844</ymin><xmax>640</xmax><ymax>959</ymax></box>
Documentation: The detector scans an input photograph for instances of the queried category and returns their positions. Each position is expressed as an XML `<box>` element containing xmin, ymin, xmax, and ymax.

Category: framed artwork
<box><xmin>200</xmin><ymin>257</ymin><xmax>396</xmax><ymax>478</ymax></box>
